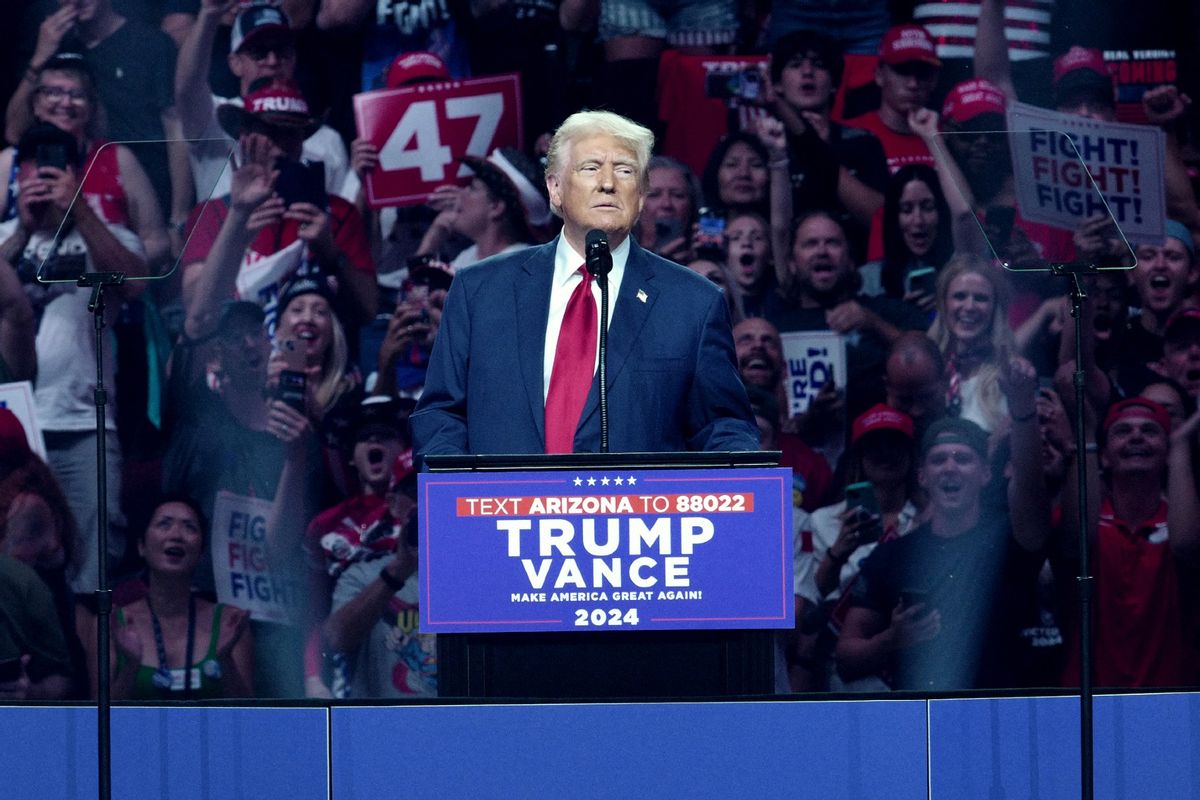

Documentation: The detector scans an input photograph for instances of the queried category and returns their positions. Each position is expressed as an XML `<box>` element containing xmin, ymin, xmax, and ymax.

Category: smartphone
<box><xmin>274</xmin><ymin>159</ymin><xmax>328</xmax><ymax>210</ymax></box>
<box><xmin>844</xmin><ymin>481</ymin><xmax>883</xmax><ymax>543</ymax></box>
<box><xmin>905</xmin><ymin>266</ymin><xmax>937</xmax><ymax>297</ymax></box>
<box><xmin>275</xmin><ymin>340</ymin><xmax>306</xmax><ymax>412</ymax></box>
<box><xmin>654</xmin><ymin>217</ymin><xmax>685</xmax><ymax>250</ymax></box>
<box><xmin>35</xmin><ymin>143</ymin><xmax>69</xmax><ymax>171</ymax></box>
<box><xmin>694</xmin><ymin>208</ymin><xmax>726</xmax><ymax>253</ymax></box>
<box><xmin>0</xmin><ymin>656</ymin><xmax>23</xmax><ymax>683</ymax></box>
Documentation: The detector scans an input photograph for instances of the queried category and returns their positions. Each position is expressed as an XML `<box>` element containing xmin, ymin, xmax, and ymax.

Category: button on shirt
<box><xmin>542</xmin><ymin>235</ymin><xmax>629</xmax><ymax>402</ymax></box>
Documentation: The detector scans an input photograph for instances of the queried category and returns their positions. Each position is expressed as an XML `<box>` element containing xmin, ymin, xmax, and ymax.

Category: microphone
<box><xmin>585</xmin><ymin>229</ymin><xmax>613</xmax><ymax>278</ymax></box>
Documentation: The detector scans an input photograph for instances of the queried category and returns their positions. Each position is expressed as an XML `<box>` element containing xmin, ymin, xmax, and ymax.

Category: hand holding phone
<box><xmin>275</xmin><ymin>339</ymin><xmax>307</xmax><ymax>413</ymax></box>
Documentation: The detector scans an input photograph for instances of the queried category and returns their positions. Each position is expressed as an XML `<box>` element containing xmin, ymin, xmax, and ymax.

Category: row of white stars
<box><xmin>572</xmin><ymin>476</ymin><xmax>638</xmax><ymax>487</ymax></box>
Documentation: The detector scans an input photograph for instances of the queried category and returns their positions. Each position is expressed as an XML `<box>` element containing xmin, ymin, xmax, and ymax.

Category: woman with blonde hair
<box><xmin>927</xmin><ymin>255</ymin><xmax>1016</xmax><ymax>433</ymax></box>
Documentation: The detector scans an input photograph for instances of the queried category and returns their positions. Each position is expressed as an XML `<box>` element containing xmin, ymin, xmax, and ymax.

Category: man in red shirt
<box><xmin>180</xmin><ymin>79</ymin><xmax>377</xmax><ymax>341</ymax></box>
<box><xmin>1064</xmin><ymin>398</ymin><xmax>1200</xmax><ymax>687</ymax></box>
<box><xmin>846</xmin><ymin>24</ymin><xmax>941</xmax><ymax>174</ymax></box>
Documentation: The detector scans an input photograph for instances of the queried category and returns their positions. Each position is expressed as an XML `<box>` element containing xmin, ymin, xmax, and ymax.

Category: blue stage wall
<box><xmin>3</xmin><ymin>694</ymin><xmax>1198</xmax><ymax>799</ymax></box>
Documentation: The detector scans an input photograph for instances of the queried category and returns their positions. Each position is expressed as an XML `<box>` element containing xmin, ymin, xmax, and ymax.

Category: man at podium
<box><xmin>412</xmin><ymin>110</ymin><xmax>758</xmax><ymax>457</ymax></box>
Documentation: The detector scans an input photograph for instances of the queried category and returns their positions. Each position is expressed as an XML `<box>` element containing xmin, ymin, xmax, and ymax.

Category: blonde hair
<box><xmin>313</xmin><ymin>313</ymin><xmax>352</xmax><ymax>416</ymax></box>
<box><xmin>544</xmin><ymin>110</ymin><xmax>654</xmax><ymax>215</ymax></box>
<box><xmin>927</xmin><ymin>254</ymin><xmax>1016</xmax><ymax>433</ymax></box>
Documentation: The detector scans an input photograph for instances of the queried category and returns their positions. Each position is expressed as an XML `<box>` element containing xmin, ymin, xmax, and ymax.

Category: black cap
<box><xmin>920</xmin><ymin>416</ymin><xmax>989</xmax><ymax>461</ymax></box>
<box><xmin>352</xmin><ymin>397</ymin><xmax>406</xmax><ymax>442</ymax></box>
<box><xmin>16</xmin><ymin>122</ymin><xmax>81</xmax><ymax>167</ymax></box>
<box><xmin>216</xmin><ymin>300</ymin><xmax>266</xmax><ymax>333</ymax></box>
<box><xmin>278</xmin><ymin>269</ymin><xmax>336</xmax><ymax>313</ymax></box>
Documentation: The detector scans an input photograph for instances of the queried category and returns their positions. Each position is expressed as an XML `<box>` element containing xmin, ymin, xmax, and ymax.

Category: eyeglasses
<box><xmin>36</xmin><ymin>86</ymin><xmax>89</xmax><ymax>103</ymax></box>
<box><xmin>241</xmin><ymin>43</ymin><xmax>296</xmax><ymax>62</ymax></box>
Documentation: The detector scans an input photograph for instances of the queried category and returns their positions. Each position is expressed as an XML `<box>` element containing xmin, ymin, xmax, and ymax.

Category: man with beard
<box><xmin>733</xmin><ymin>317</ymin><xmax>834</xmax><ymax>511</ymax></box>
<box><xmin>764</xmin><ymin>211</ymin><xmax>926</xmax><ymax>420</ymax></box>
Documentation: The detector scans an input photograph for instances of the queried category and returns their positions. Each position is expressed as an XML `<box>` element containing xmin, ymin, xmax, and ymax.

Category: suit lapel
<box><xmin>515</xmin><ymin>241</ymin><xmax>556</xmax><ymax>448</ymax></box>
<box><xmin>577</xmin><ymin>240</ymin><xmax>660</xmax><ymax>431</ymax></box>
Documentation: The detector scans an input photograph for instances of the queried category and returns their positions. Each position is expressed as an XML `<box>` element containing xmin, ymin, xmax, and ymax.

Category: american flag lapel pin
<box><xmin>637</xmin><ymin>289</ymin><xmax>648</xmax><ymax>303</ymax></box>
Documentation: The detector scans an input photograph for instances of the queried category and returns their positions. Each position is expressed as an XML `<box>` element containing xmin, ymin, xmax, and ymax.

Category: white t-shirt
<box><xmin>794</xmin><ymin>498</ymin><xmax>920</xmax><ymax>605</ymax></box>
<box><xmin>189</xmin><ymin>94</ymin><xmax>350</xmax><ymax>202</ymax></box>
<box><xmin>0</xmin><ymin>218</ymin><xmax>144</xmax><ymax>432</ymax></box>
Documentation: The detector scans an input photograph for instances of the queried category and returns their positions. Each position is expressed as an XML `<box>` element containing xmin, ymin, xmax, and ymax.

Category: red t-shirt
<box><xmin>845</xmin><ymin>112</ymin><xmax>934</xmax><ymax>260</ymax></box>
<box><xmin>181</xmin><ymin>194</ymin><xmax>374</xmax><ymax>328</ymax></box>
<box><xmin>779</xmin><ymin>433</ymin><xmax>834</xmax><ymax>513</ymax></box>
<box><xmin>1062</xmin><ymin>496</ymin><xmax>1200</xmax><ymax>688</ymax></box>
<box><xmin>844</xmin><ymin>110</ymin><xmax>934</xmax><ymax>174</ymax></box>
<box><xmin>657</xmin><ymin>51</ymin><xmax>769</xmax><ymax>178</ymax></box>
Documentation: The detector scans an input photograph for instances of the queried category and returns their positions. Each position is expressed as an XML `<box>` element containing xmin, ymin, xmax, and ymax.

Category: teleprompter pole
<box><xmin>80</xmin><ymin>270</ymin><xmax>125</xmax><ymax>800</ymax></box>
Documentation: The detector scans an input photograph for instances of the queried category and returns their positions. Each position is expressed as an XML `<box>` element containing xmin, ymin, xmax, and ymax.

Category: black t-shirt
<box><xmin>786</xmin><ymin>122</ymin><xmax>889</xmax><ymax>261</ymax></box>
<box><xmin>84</xmin><ymin>20</ymin><xmax>177</xmax><ymax>212</ymax></box>
<box><xmin>852</xmin><ymin>515</ymin><xmax>1044</xmax><ymax>690</ymax></box>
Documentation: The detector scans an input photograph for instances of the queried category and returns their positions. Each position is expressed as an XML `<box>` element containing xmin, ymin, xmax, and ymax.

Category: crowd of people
<box><xmin>1</xmin><ymin>0</ymin><xmax>1199</xmax><ymax>700</ymax></box>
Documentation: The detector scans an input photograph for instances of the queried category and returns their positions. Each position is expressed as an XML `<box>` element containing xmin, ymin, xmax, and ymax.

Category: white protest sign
<box><xmin>210</xmin><ymin>491</ymin><xmax>300</xmax><ymax>624</ymax></box>
<box><xmin>780</xmin><ymin>331</ymin><xmax>846</xmax><ymax>417</ymax></box>
<box><xmin>0</xmin><ymin>381</ymin><xmax>46</xmax><ymax>458</ymax></box>
<box><xmin>1007</xmin><ymin>101</ymin><xmax>1166</xmax><ymax>245</ymax></box>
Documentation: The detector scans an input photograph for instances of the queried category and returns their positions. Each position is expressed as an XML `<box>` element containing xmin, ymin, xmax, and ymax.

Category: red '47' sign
<box><xmin>353</xmin><ymin>74</ymin><xmax>524</xmax><ymax>209</ymax></box>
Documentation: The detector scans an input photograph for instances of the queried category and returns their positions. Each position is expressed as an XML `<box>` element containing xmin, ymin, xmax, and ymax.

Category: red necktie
<box><xmin>545</xmin><ymin>266</ymin><xmax>597</xmax><ymax>453</ymax></box>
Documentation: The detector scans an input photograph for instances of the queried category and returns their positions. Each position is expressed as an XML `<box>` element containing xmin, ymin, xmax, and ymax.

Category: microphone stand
<box><xmin>585</xmin><ymin>239</ymin><xmax>613</xmax><ymax>453</ymax></box>
<box><xmin>78</xmin><ymin>269</ymin><xmax>126</xmax><ymax>800</ymax></box>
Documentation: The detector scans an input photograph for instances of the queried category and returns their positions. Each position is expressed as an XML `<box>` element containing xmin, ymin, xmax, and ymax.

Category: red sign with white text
<box><xmin>354</xmin><ymin>74</ymin><xmax>524</xmax><ymax>209</ymax></box>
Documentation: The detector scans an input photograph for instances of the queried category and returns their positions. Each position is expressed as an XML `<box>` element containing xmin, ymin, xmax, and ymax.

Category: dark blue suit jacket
<box><xmin>411</xmin><ymin>236</ymin><xmax>758</xmax><ymax>456</ymax></box>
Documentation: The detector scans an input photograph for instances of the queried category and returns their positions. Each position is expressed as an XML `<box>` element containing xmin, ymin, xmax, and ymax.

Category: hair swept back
<box><xmin>544</xmin><ymin>110</ymin><xmax>654</xmax><ymax>215</ymax></box>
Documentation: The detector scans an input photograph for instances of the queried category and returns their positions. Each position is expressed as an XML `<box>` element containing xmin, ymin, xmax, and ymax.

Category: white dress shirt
<box><xmin>542</xmin><ymin>235</ymin><xmax>629</xmax><ymax>402</ymax></box>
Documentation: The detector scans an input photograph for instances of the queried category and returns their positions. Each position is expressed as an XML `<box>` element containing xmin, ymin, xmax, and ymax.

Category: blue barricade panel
<box><xmin>332</xmin><ymin>700</ymin><xmax>928</xmax><ymax>800</ymax></box>
<box><xmin>929</xmin><ymin>695</ymin><xmax>1080</xmax><ymax>799</ymax></box>
<box><xmin>1093</xmin><ymin>693</ymin><xmax>1200</xmax><ymax>799</ymax></box>
<box><xmin>0</xmin><ymin>705</ymin><xmax>97</xmax><ymax>800</ymax></box>
<box><xmin>110</xmin><ymin>707</ymin><xmax>329</xmax><ymax>800</ymax></box>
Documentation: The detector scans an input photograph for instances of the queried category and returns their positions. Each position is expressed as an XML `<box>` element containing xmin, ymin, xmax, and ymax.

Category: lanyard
<box><xmin>147</xmin><ymin>592</ymin><xmax>196</xmax><ymax>698</ymax></box>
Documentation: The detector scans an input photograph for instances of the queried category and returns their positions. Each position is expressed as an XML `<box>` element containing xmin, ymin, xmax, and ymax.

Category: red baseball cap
<box><xmin>217</xmin><ymin>79</ymin><xmax>321</xmax><ymax>139</ymax></box>
<box><xmin>385</xmin><ymin>51</ymin><xmax>450</xmax><ymax>89</ymax></box>
<box><xmin>1053</xmin><ymin>46</ymin><xmax>1114</xmax><ymax>102</ymax></box>
<box><xmin>1102</xmin><ymin>398</ymin><xmax>1171</xmax><ymax>435</ymax></box>
<box><xmin>941</xmin><ymin>78</ymin><xmax>1007</xmax><ymax>124</ymax></box>
<box><xmin>852</xmin><ymin>403</ymin><xmax>915</xmax><ymax>444</ymax></box>
<box><xmin>879</xmin><ymin>24</ymin><xmax>941</xmax><ymax>68</ymax></box>
<box><xmin>1164</xmin><ymin>306</ymin><xmax>1200</xmax><ymax>342</ymax></box>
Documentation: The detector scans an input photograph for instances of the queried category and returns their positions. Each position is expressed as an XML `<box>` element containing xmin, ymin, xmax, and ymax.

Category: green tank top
<box><xmin>116</xmin><ymin>603</ymin><xmax>228</xmax><ymax>700</ymax></box>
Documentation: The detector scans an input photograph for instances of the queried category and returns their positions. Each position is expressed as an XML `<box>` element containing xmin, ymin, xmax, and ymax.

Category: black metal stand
<box><xmin>584</xmin><ymin>235</ymin><xmax>613</xmax><ymax>453</ymax></box>
<box><xmin>1050</xmin><ymin>262</ymin><xmax>1096</xmax><ymax>800</ymax></box>
<box><xmin>79</xmin><ymin>270</ymin><xmax>125</xmax><ymax>800</ymax></box>
<box><xmin>597</xmin><ymin>276</ymin><xmax>609</xmax><ymax>453</ymax></box>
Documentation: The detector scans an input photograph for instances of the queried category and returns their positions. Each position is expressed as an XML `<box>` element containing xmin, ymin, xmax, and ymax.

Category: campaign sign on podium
<box><xmin>354</xmin><ymin>73</ymin><xmax>523</xmax><ymax>208</ymax></box>
<box><xmin>419</xmin><ymin>467</ymin><xmax>793</xmax><ymax>633</ymax></box>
